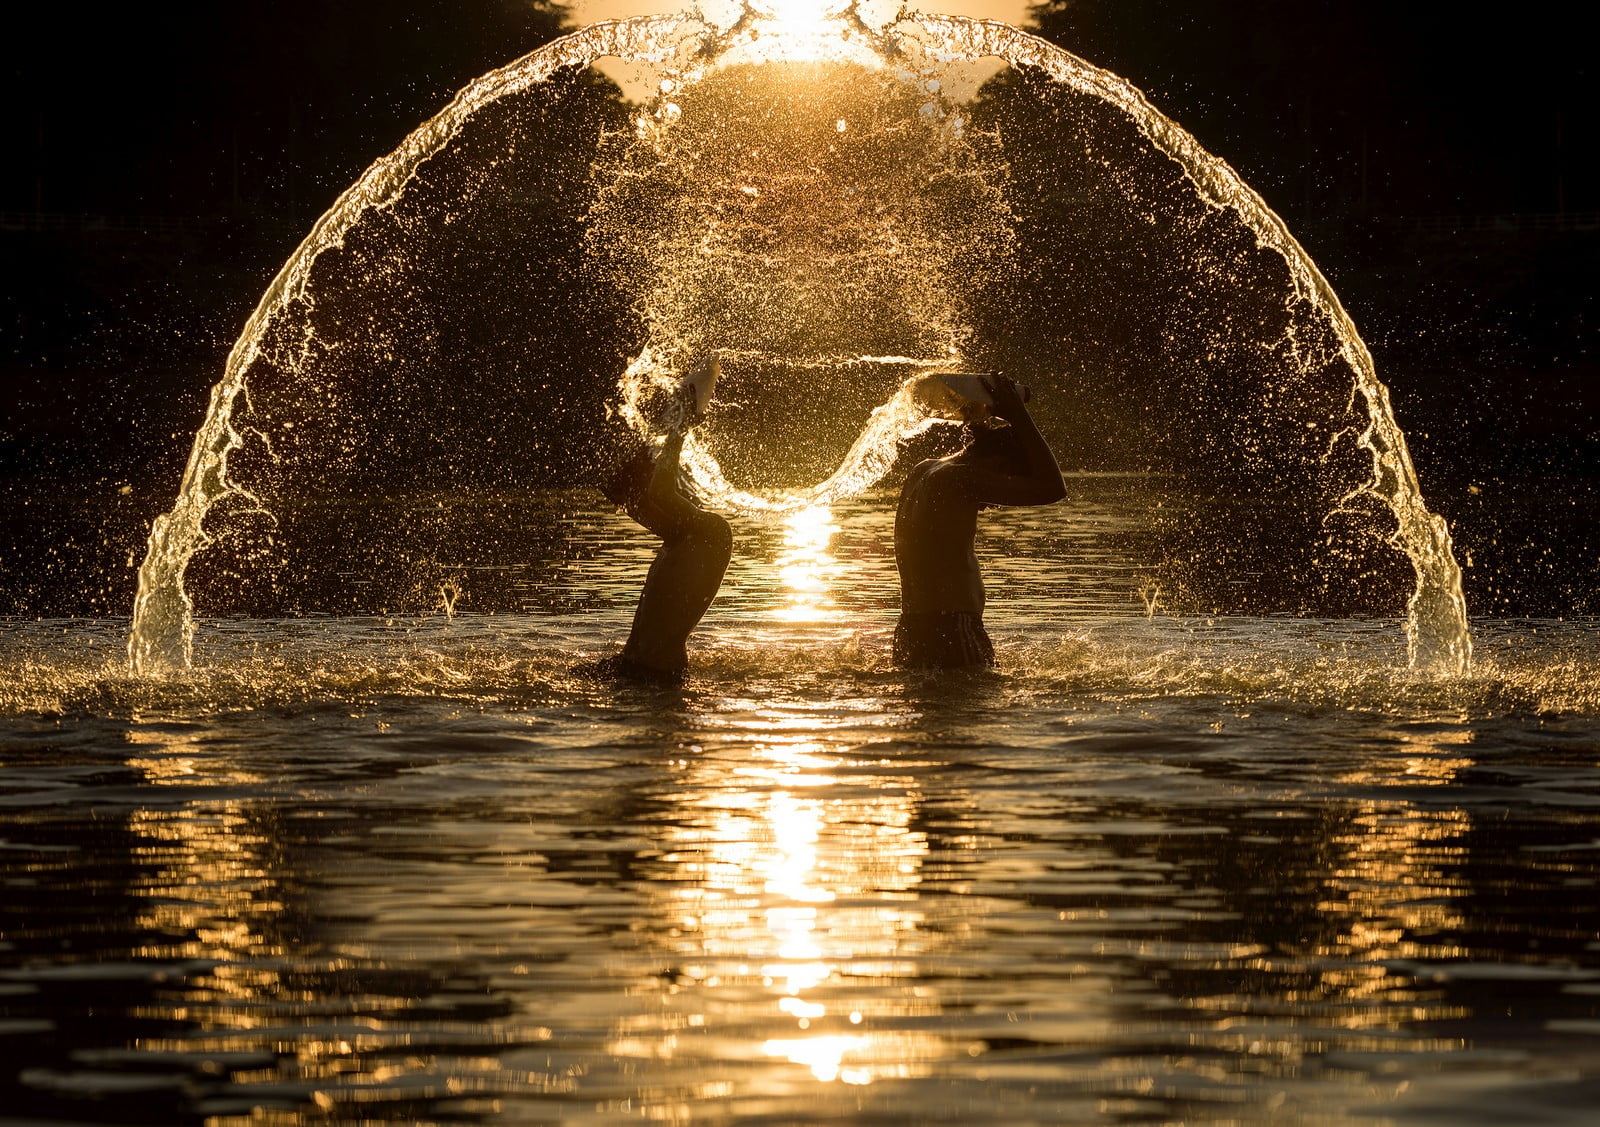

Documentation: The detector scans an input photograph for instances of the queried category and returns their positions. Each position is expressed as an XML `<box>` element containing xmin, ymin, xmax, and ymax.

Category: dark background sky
<box><xmin>6</xmin><ymin>2</ymin><xmax>576</xmax><ymax>221</ymax></box>
<box><xmin>1028</xmin><ymin>0</ymin><xmax>1593</xmax><ymax>219</ymax></box>
<box><xmin>2</xmin><ymin>0</ymin><xmax>1595</xmax><ymax>613</ymax></box>
<box><xmin>5</xmin><ymin>2</ymin><xmax>1592</xmax><ymax>219</ymax></box>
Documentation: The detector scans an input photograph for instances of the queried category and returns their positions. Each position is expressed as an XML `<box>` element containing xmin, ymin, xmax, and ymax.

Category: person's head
<box><xmin>960</xmin><ymin>419</ymin><xmax>1028</xmax><ymax>473</ymax></box>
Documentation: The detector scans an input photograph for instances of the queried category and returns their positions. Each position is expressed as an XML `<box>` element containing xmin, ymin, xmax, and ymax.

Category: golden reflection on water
<box><xmin>1308</xmin><ymin>724</ymin><xmax>1475</xmax><ymax>1024</ymax></box>
<box><xmin>44</xmin><ymin>653</ymin><xmax>1523</xmax><ymax>1115</ymax></box>
<box><xmin>626</xmin><ymin>722</ymin><xmax>951</xmax><ymax>1089</ymax></box>
<box><xmin>119</xmin><ymin>728</ymin><xmax>286</xmax><ymax>1028</ymax></box>
<box><xmin>771</xmin><ymin>505</ymin><xmax>844</xmax><ymax>624</ymax></box>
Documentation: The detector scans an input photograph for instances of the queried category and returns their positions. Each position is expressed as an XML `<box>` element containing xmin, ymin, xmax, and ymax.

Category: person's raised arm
<box><xmin>959</xmin><ymin>375</ymin><xmax>1066</xmax><ymax>507</ymax></box>
<box><xmin>631</xmin><ymin>424</ymin><xmax>706</xmax><ymax>540</ymax></box>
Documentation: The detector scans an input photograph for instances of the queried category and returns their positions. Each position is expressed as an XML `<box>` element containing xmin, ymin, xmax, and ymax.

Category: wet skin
<box><xmin>618</xmin><ymin>427</ymin><xmax>732</xmax><ymax>676</ymax></box>
<box><xmin>895</xmin><ymin>374</ymin><xmax>1065</xmax><ymax>618</ymax></box>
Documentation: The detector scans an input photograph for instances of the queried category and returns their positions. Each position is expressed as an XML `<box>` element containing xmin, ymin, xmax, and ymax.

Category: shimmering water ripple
<box><xmin>7</xmin><ymin>495</ymin><xmax>1600</xmax><ymax>1124</ymax></box>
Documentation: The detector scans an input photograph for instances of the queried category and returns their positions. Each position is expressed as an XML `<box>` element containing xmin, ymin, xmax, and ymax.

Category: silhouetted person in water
<box><xmin>582</xmin><ymin>383</ymin><xmax>732</xmax><ymax>684</ymax></box>
<box><xmin>894</xmin><ymin>373</ymin><xmax>1065</xmax><ymax>670</ymax></box>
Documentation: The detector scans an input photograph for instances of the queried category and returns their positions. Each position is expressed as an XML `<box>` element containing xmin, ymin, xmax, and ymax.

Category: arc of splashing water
<box><xmin>129</xmin><ymin>5</ymin><xmax>1471</xmax><ymax>675</ymax></box>
<box><xmin>901</xmin><ymin>16</ymin><xmax>1470</xmax><ymax>673</ymax></box>
<box><xmin>128</xmin><ymin>17</ymin><xmax>687</xmax><ymax>674</ymax></box>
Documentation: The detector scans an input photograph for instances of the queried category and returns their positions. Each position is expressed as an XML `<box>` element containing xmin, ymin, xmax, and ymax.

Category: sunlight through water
<box><xmin>747</xmin><ymin>0</ymin><xmax>856</xmax><ymax>59</ymax></box>
<box><xmin>126</xmin><ymin>2</ymin><xmax>1469</xmax><ymax>677</ymax></box>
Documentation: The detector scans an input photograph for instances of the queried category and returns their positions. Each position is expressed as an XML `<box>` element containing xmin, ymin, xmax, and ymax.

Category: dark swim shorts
<box><xmin>892</xmin><ymin>611</ymin><xmax>996</xmax><ymax>670</ymax></box>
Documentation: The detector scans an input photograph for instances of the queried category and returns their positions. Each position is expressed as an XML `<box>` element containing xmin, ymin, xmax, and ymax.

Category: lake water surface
<box><xmin>3</xmin><ymin>485</ymin><xmax>1600</xmax><ymax>1124</ymax></box>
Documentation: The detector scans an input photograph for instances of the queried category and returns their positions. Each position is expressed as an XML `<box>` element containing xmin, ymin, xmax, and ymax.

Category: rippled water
<box><xmin>4</xmin><ymin>485</ymin><xmax>1600</xmax><ymax>1124</ymax></box>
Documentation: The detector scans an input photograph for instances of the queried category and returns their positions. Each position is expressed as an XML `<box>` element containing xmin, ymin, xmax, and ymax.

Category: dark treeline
<box><xmin>2</xmin><ymin>2</ymin><xmax>1596</xmax><ymax>615</ymax></box>
<box><xmin>1</xmin><ymin>1</ymin><xmax>632</xmax><ymax>615</ymax></box>
<box><xmin>1017</xmin><ymin>1</ymin><xmax>1600</xmax><ymax>613</ymax></box>
<box><xmin>1022</xmin><ymin>1</ymin><xmax>1599</xmax><ymax>478</ymax></box>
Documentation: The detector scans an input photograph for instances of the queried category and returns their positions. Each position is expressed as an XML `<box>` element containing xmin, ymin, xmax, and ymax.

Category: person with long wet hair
<box><xmin>893</xmin><ymin>373</ymin><xmax>1065</xmax><ymax>669</ymax></box>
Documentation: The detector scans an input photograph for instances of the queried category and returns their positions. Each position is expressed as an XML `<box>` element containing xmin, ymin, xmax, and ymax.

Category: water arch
<box><xmin>128</xmin><ymin>3</ymin><xmax>1470</xmax><ymax>673</ymax></box>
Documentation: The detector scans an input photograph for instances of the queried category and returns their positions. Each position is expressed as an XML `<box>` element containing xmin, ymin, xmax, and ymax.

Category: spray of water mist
<box><xmin>128</xmin><ymin>0</ymin><xmax>1471</xmax><ymax>674</ymax></box>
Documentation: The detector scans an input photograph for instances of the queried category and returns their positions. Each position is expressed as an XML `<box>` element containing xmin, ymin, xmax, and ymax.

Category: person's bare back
<box><xmin>895</xmin><ymin>459</ymin><xmax>986</xmax><ymax>615</ymax></box>
<box><xmin>581</xmin><ymin>356</ymin><xmax>731</xmax><ymax>683</ymax></box>
<box><xmin>893</xmin><ymin>374</ymin><xmax>1064</xmax><ymax>670</ymax></box>
<box><xmin>616</xmin><ymin>426</ymin><xmax>731</xmax><ymax>676</ymax></box>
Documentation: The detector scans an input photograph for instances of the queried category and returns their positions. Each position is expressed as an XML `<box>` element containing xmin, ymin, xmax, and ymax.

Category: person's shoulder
<box><xmin>903</xmin><ymin>457</ymin><xmax>981</xmax><ymax>506</ymax></box>
<box><xmin>902</xmin><ymin>457</ymin><xmax>949</xmax><ymax>491</ymax></box>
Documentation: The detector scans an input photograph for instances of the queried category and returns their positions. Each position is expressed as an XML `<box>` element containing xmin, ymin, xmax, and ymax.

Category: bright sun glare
<box><xmin>750</xmin><ymin>0</ymin><xmax>849</xmax><ymax>25</ymax></box>
<box><xmin>746</xmin><ymin>0</ymin><xmax>855</xmax><ymax>58</ymax></box>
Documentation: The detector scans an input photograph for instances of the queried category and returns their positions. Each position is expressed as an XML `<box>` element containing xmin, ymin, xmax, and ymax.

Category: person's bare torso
<box><xmin>894</xmin><ymin>458</ymin><xmax>985</xmax><ymax>615</ymax></box>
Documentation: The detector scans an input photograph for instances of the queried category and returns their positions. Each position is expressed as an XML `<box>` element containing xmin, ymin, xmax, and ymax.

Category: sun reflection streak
<box><xmin>772</xmin><ymin>505</ymin><xmax>844</xmax><ymax>623</ymax></box>
<box><xmin>762</xmin><ymin>1033</ymin><xmax>873</xmax><ymax>1083</ymax></box>
<box><xmin>619</xmin><ymin>724</ymin><xmax>949</xmax><ymax>1095</ymax></box>
<box><xmin>114</xmin><ymin>728</ymin><xmax>293</xmax><ymax>1051</ymax></box>
<box><xmin>1302</xmin><ymin>725</ymin><xmax>1476</xmax><ymax>1014</ymax></box>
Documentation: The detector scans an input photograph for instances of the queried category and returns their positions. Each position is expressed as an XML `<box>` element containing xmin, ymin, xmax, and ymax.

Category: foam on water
<box><xmin>13</xmin><ymin>615</ymin><xmax>1598</xmax><ymax>723</ymax></box>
